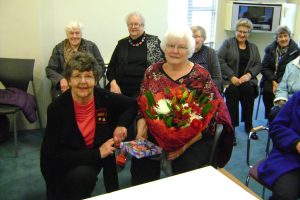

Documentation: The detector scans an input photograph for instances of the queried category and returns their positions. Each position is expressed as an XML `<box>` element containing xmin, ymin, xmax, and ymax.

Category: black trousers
<box><xmin>46</xmin><ymin>165</ymin><xmax>100</xmax><ymax>200</ymax></box>
<box><xmin>262</xmin><ymin>80</ymin><xmax>275</xmax><ymax>119</ymax></box>
<box><xmin>224</xmin><ymin>82</ymin><xmax>256</xmax><ymax>131</ymax></box>
<box><xmin>130</xmin><ymin>136</ymin><xmax>213</xmax><ymax>186</ymax></box>
<box><xmin>270</xmin><ymin>168</ymin><xmax>300</xmax><ymax>200</ymax></box>
<box><xmin>45</xmin><ymin>159</ymin><xmax>119</xmax><ymax>200</ymax></box>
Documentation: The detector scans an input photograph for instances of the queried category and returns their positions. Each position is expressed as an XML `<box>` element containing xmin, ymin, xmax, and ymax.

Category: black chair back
<box><xmin>0</xmin><ymin>58</ymin><xmax>35</xmax><ymax>91</ymax></box>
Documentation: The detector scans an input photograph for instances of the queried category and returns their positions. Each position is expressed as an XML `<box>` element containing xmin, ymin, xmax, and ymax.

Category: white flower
<box><xmin>154</xmin><ymin>99</ymin><xmax>172</xmax><ymax>115</ymax></box>
<box><xmin>190</xmin><ymin>112</ymin><xmax>203</xmax><ymax>121</ymax></box>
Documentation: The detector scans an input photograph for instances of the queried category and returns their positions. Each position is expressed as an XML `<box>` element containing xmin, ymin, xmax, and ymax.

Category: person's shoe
<box><xmin>116</xmin><ymin>152</ymin><xmax>127</xmax><ymax>167</ymax></box>
<box><xmin>250</xmin><ymin>132</ymin><xmax>258</xmax><ymax>140</ymax></box>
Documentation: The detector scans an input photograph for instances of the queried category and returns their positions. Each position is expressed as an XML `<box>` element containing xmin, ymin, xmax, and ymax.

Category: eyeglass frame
<box><xmin>70</xmin><ymin>74</ymin><xmax>95</xmax><ymax>82</ymax></box>
<box><xmin>127</xmin><ymin>23</ymin><xmax>144</xmax><ymax>28</ymax></box>
<box><xmin>166</xmin><ymin>44</ymin><xmax>188</xmax><ymax>51</ymax></box>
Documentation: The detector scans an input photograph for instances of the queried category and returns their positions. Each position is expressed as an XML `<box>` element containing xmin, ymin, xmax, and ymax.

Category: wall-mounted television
<box><xmin>231</xmin><ymin>2</ymin><xmax>282</xmax><ymax>32</ymax></box>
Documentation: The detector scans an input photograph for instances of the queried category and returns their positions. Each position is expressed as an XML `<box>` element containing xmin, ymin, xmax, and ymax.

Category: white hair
<box><xmin>160</xmin><ymin>26</ymin><xmax>195</xmax><ymax>58</ymax></box>
<box><xmin>125</xmin><ymin>11</ymin><xmax>145</xmax><ymax>26</ymax></box>
<box><xmin>65</xmin><ymin>21</ymin><xmax>83</xmax><ymax>33</ymax></box>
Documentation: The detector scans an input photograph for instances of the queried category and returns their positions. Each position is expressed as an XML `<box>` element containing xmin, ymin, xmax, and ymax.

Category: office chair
<box><xmin>0</xmin><ymin>58</ymin><xmax>42</xmax><ymax>157</ymax></box>
<box><xmin>245</xmin><ymin>125</ymin><xmax>271</xmax><ymax>199</ymax></box>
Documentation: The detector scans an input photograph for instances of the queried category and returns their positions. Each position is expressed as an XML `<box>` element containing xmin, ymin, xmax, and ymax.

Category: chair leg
<box><xmin>245</xmin><ymin>175</ymin><xmax>250</xmax><ymax>186</ymax></box>
<box><xmin>255</xmin><ymin>92</ymin><xmax>262</xmax><ymax>120</ymax></box>
<box><xmin>13</xmin><ymin>113</ymin><xmax>18</xmax><ymax>157</ymax></box>
<box><xmin>262</xmin><ymin>186</ymin><xmax>266</xmax><ymax>199</ymax></box>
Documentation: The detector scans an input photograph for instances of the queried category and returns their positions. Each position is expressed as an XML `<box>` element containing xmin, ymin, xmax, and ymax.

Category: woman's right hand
<box><xmin>136</xmin><ymin>118</ymin><xmax>148</xmax><ymax>140</ymax></box>
<box><xmin>60</xmin><ymin>78</ymin><xmax>69</xmax><ymax>93</ymax></box>
<box><xmin>230</xmin><ymin>76</ymin><xmax>241</xmax><ymax>86</ymax></box>
<box><xmin>110</xmin><ymin>80</ymin><xmax>121</xmax><ymax>94</ymax></box>
<box><xmin>99</xmin><ymin>138</ymin><xmax>116</xmax><ymax>158</ymax></box>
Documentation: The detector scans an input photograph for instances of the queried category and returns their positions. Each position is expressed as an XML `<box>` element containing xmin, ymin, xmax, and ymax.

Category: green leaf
<box><xmin>166</xmin><ymin>117</ymin><xmax>173</xmax><ymax>127</ymax></box>
<box><xmin>165</xmin><ymin>87</ymin><xmax>170</xmax><ymax>94</ymax></box>
<box><xmin>179</xmin><ymin>90</ymin><xmax>189</xmax><ymax>104</ymax></box>
<box><xmin>202</xmin><ymin>103</ymin><xmax>212</xmax><ymax>117</ymax></box>
<box><xmin>146</xmin><ymin>110</ymin><xmax>155</xmax><ymax>119</ymax></box>
<box><xmin>145</xmin><ymin>91</ymin><xmax>155</xmax><ymax>107</ymax></box>
<box><xmin>200</xmin><ymin>96</ymin><xmax>208</xmax><ymax>105</ymax></box>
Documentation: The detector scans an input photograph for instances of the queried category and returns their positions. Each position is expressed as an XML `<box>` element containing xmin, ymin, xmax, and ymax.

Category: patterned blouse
<box><xmin>138</xmin><ymin>62</ymin><xmax>234</xmax><ymax>167</ymax></box>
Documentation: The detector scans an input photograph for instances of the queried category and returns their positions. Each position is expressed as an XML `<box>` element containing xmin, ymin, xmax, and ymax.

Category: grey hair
<box><xmin>274</xmin><ymin>25</ymin><xmax>291</xmax><ymax>40</ymax></box>
<box><xmin>191</xmin><ymin>25</ymin><xmax>207</xmax><ymax>41</ymax></box>
<box><xmin>65</xmin><ymin>21</ymin><xmax>83</xmax><ymax>33</ymax></box>
<box><xmin>125</xmin><ymin>11</ymin><xmax>145</xmax><ymax>27</ymax></box>
<box><xmin>235</xmin><ymin>18</ymin><xmax>253</xmax><ymax>32</ymax></box>
<box><xmin>160</xmin><ymin>26</ymin><xmax>195</xmax><ymax>58</ymax></box>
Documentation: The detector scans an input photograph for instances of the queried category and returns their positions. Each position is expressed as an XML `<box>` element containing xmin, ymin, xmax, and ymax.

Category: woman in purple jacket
<box><xmin>258</xmin><ymin>91</ymin><xmax>300</xmax><ymax>200</ymax></box>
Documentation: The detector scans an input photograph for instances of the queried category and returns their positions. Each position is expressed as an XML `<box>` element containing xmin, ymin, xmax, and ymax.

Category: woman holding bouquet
<box><xmin>131</xmin><ymin>27</ymin><xmax>234</xmax><ymax>186</ymax></box>
<box><xmin>41</xmin><ymin>52</ymin><xmax>137</xmax><ymax>199</ymax></box>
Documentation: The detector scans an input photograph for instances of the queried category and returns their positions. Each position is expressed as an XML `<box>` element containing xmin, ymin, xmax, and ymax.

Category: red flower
<box><xmin>138</xmin><ymin>84</ymin><xmax>220</xmax><ymax>151</ymax></box>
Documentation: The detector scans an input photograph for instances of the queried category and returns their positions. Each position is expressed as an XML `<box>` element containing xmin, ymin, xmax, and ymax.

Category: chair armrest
<box><xmin>209</xmin><ymin>124</ymin><xmax>223</xmax><ymax>166</ymax></box>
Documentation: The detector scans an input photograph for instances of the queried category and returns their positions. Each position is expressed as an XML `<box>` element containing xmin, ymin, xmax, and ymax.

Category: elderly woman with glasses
<box><xmin>106</xmin><ymin>11</ymin><xmax>164</xmax><ymax>165</ymax></box>
<box><xmin>189</xmin><ymin>26</ymin><xmax>222</xmax><ymax>91</ymax></box>
<box><xmin>217</xmin><ymin>18</ymin><xmax>261</xmax><ymax>143</ymax></box>
<box><xmin>41</xmin><ymin>52</ymin><xmax>137</xmax><ymax>200</ymax></box>
<box><xmin>261</xmin><ymin>26</ymin><xmax>300</xmax><ymax>120</ymax></box>
<box><xmin>46</xmin><ymin>20</ymin><xmax>105</xmax><ymax>99</ymax></box>
<box><xmin>130</xmin><ymin>26</ymin><xmax>234</xmax><ymax>186</ymax></box>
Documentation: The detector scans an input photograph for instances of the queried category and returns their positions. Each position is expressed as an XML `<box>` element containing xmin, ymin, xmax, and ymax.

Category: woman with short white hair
<box><xmin>46</xmin><ymin>20</ymin><xmax>105</xmax><ymax>99</ymax></box>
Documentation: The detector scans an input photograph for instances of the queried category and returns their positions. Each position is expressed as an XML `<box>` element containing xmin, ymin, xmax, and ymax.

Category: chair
<box><xmin>0</xmin><ymin>58</ymin><xmax>42</xmax><ymax>157</ymax></box>
<box><xmin>245</xmin><ymin>125</ymin><xmax>271</xmax><ymax>199</ymax></box>
<box><xmin>209</xmin><ymin>123</ymin><xmax>223</xmax><ymax>166</ymax></box>
<box><xmin>255</xmin><ymin>83</ymin><xmax>263</xmax><ymax>120</ymax></box>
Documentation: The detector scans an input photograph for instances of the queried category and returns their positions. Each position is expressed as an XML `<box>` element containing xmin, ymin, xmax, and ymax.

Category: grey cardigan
<box><xmin>46</xmin><ymin>38</ymin><xmax>105</xmax><ymax>89</ymax></box>
<box><xmin>217</xmin><ymin>37</ymin><xmax>261</xmax><ymax>86</ymax></box>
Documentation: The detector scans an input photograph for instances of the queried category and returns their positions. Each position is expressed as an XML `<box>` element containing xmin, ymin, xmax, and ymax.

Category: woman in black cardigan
<box><xmin>40</xmin><ymin>52</ymin><xmax>137</xmax><ymax>200</ymax></box>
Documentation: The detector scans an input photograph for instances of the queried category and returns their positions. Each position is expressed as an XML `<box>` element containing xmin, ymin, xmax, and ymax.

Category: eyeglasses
<box><xmin>166</xmin><ymin>44</ymin><xmax>188</xmax><ymax>51</ymax></box>
<box><xmin>237</xmin><ymin>30</ymin><xmax>249</xmax><ymax>35</ymax></box>
<box><xmin>127</xmin><ymin>23</ymin><xmax>143</xmax><ymax>28</ymax></box>
<box><xmin>71</xmin><ymin>74</ymin><xmax>95</xmax><ymax>82</ymax></box>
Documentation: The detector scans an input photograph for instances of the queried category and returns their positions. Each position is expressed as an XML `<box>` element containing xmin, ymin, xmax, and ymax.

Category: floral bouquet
<box><xmin>138</xmin><ymin>84</ymin><xmax>221</xmax><ymax>152</ymax></box>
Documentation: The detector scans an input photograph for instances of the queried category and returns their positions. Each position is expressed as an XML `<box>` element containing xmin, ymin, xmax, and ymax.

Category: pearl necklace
<box><xmin>128</xmin><ymin>33</ymin><xmax>146</xmax><ymax>47</ymax></box>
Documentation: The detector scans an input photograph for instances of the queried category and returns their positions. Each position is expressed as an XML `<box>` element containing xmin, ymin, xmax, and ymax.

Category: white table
<box><xmin>86</xmin><ymin>166</ymin><xmax>259</xmax><ymax>200</ymax></box>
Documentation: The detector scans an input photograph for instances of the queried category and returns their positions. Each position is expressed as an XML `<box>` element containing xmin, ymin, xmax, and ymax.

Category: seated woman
<box><xmin>189</xmin><ymin>25</ymin><xmax>222</xmax><ymax>91</ymax></box>
<box><xmin>130</xmin><ymin>26</ymin><xmax>234</xmax><ymax>186</ymax></box>
<box><xmin>261</xmin><ymin>26</ymin><xmax>300</xmax><ymax>119</ymax></box>
<box><xmin>217</xmin><ymin>18</ymin><xmax>261</xmax><ymax>142</ymax></box>
<box><xmin>40</xmin><ymin>52</ymin><xmax>137</xmax><ymax>200</ymax></box>
<box><xmin>268</xmin><ymin>55</ymin><xmax>300</xmax><ymax>122</ymax></box>
<box><xmin>258</xmin><ymin>91</ymin><xmax>300</xmax><ymax>200</ymax></box>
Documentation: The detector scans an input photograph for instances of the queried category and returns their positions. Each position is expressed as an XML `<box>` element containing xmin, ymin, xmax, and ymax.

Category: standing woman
<box><xmin>107</xmin><ymin>11</ymin><xmax>164</xmax><ymax>98</ymax></box>
<box><xmin>218</xmin><ymin>18</ymin><xmax>261</xmax><ymax>142</ymax></box>
<box><xmin>41</xmin><ymin>52</ymin><xmax>137</xmax><ymax>200</ymax></box>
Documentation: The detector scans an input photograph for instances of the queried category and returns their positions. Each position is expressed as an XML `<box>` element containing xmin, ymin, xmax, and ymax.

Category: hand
<box><xmin>167</xmin><ymin>145</ymin><xmax>187</xmax><ymax>161</ymax></box>
<box><xmin>136</xmin><ymin>118</ymin><xmax>148</xmax><ymax>140</ymax></box>
<box><xmin>113</xmin><ymin>126</ymin><xmax>127</xmax><ymax>144</ymax></box>
<box><xmin>239</xmin><ymin>73</ymin><xmax>251</xmax><ymax>83</ymax></box>
<box><xmin>296</xmin><ymin>141</ymin><xmax>300</xmax><ymax>154</ymax></box>
<box><xmin>110</xmin><ymin>80</ymin><xmax>121</xmax><ymax>94</ymax></box>
<box><xmin>60</xmin><ymin>78</ymin><xmax>69</xmax><ymax>93</ymax></box>
<box><xmin>99</xmin><ymin>138</ymin><xmax>116</xmax><ymax>158</ymax></box>
<box><xmin>230</xmin><ymin>76</ymin><xmax>241</xmax><ymax>86</ymax></box>
<box><xmin>272</xmin><ymin>81</ymin><xmax>278</xmax><ymax>94</ymax></box>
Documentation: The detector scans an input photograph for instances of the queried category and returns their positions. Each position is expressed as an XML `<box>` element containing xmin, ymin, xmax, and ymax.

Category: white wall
<box><xmin>0</xmin><ymin>0</ymin><xmax>299</xmax><ymax>130</ymax></box>
<box><xmin>0</xmin><ymin>0</ymin><xmax>168</xmax><ymax>129</ymax></box>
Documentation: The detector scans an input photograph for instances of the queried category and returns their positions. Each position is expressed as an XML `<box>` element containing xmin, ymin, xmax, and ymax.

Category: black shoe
<box><xmin>250</xmin><ymin>132</ymin><xmax>258</xmax><ymax>140</ymax></box>
<box><xmin>233</xmin><ymin>136</ymin><xmax>237</xmax><ymax>146</ymax></box>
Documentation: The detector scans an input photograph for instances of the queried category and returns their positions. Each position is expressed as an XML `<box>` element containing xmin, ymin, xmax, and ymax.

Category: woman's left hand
<box><xmin>239</xmin><ymin>73</ymin><xmax>251</xmax><ymax>83</ymax></box>
<box><xmin>167</xmin><ymin>145</ymin><xmax>186</xmax><ymax>161</ymax></box>
<box><xmin>113</xmin><ymin>126</ymin><xmax>127</xmax><ymax>144</ymax></box>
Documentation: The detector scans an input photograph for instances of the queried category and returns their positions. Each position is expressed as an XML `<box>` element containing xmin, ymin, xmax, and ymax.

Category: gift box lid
<box><xmin>120</xmin><ymin>139</ymin><xmax>162</xmax><ymax>159</ymax></box>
